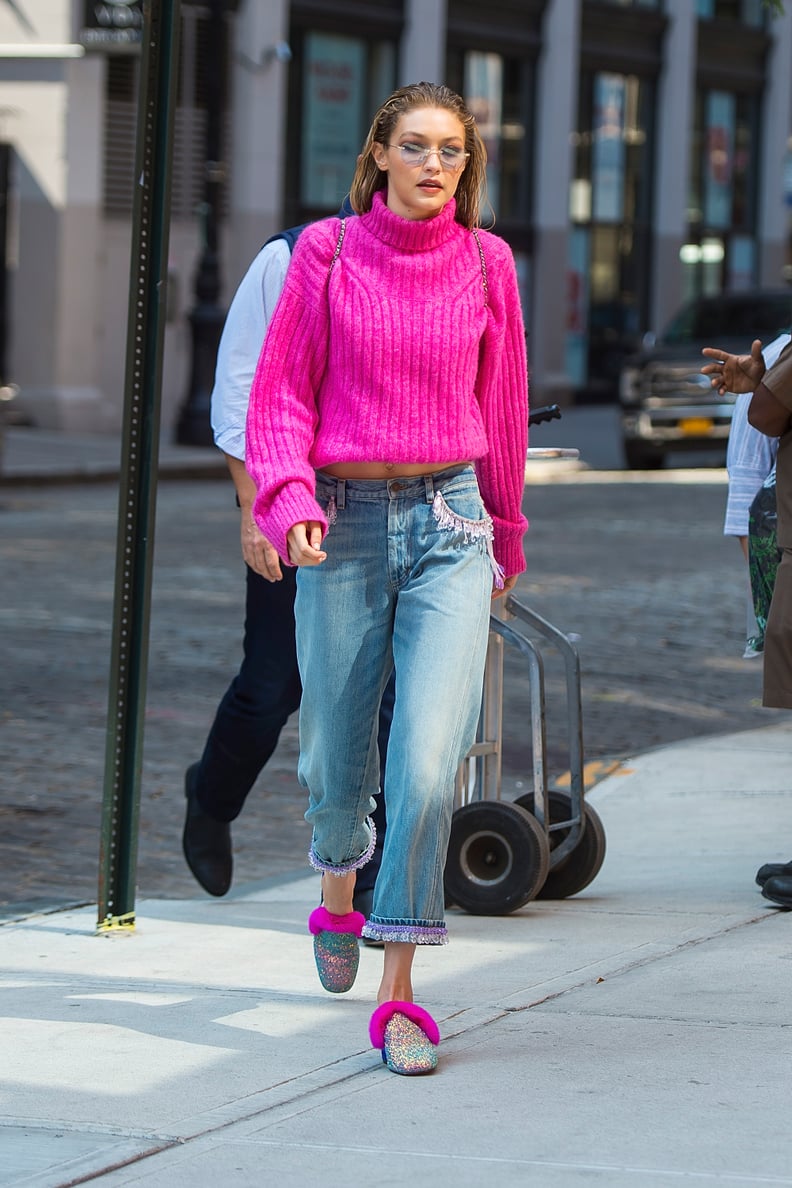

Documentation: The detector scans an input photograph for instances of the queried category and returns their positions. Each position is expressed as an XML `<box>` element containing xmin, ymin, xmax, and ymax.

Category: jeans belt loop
<box><xmin>336</xmin><ymin>477</ymin><xmax>346</xmax><ymax>510</ymax></box>
<box><xmin>424</xmin><ymin>474</ymin><xmax>435</xmax><ymax>503</ymax></box>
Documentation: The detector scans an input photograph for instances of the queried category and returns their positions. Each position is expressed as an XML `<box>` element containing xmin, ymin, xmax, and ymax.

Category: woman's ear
<box><xmin>372</xmin><ymin>144</ymin><xmax>388</xmax><ymax>172</ymax></box>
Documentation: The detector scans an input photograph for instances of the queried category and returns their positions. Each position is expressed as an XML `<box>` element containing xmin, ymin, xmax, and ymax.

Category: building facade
<box><xmin>1</xmin><ymin>0</ymin><xmax>791</xmax><ymax>432</ymax></box>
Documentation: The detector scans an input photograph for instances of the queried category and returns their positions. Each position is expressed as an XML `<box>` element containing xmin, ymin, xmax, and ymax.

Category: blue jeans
<box><xmin>192</xmin><ymin>563</ymin><xmax>390</xmax><ymax>893</ymax></box>
<box><xmin>295</xmin><ymin>465</ymin><xmax>494</xmax><ymax>944</ymax></box>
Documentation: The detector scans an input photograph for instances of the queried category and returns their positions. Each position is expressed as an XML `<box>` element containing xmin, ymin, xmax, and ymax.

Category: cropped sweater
<box><xmin>245</xmin><ymin>191</ymin><xmax>529</xmax><ymax>577</ymax></box>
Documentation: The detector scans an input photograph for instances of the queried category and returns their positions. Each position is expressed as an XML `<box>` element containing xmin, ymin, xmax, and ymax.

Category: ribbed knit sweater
<box><xmin>245</xmin><ymin>191</ymin><xmax>529</xmax><ymax>576</ymax></box>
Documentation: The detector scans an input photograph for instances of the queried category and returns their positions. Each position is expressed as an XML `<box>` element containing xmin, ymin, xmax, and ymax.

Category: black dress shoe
<box><xmin>182</xmin><ymin>763</ymin><xmax>232</xmax><ymax>896</ymax></box>
<box><xmin>755</xmin><ymin>859</ymin><xmax>792</xmax><ymax>887</ymax></box>
<box><xmin>761</xmin><ymin>873</ymin><xmax>792</xmax><ymax>908</ymax></box>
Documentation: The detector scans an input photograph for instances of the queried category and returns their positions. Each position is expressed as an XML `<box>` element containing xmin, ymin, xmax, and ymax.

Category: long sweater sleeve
<box><xmin>474</xmin><ymin>232</ymin><xmax>529</xmax><ymax>576</ymax></box>
<box><xmin>245</xmin><ymin>223</ymin><xmax>338</xmax><ymax>561</ymax></box>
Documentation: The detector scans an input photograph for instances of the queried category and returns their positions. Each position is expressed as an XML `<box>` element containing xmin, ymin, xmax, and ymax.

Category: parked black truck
<box><xmin>618</xmin><ymin>289</ymin><xmax>792</xmax><ymax>469</ymax></box>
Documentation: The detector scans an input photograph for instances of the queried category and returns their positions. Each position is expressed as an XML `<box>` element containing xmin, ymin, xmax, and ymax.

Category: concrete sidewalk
<box><xmin>2</xmin><ymin>723</ymin><xmax>791</xmax><ymax>1187</ymax></box>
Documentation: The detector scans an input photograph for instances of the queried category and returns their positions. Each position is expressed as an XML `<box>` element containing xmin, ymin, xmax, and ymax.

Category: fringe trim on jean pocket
<box><xmin>432</xmin><ymin>491</ymin><xmax>505</xmax><ymax>590</ymax></box>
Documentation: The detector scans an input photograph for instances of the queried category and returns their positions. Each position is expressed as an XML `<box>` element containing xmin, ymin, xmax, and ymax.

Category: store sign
<box><xmin>80</xmin><ymin>0</ymin><xmax>143</xmax><ymax>52</ymax></box>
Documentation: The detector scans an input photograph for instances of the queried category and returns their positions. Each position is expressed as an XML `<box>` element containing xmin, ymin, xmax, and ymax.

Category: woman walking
<box><xmin>246</xmin><ymin>82</ymin><xmax>529</xmax><ymax>1075</ymax></box>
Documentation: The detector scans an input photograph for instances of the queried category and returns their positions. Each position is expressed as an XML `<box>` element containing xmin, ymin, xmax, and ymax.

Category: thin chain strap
<box><xmin>328</xmin><ymin>217</ymin><xmax>346</xmax><ymax>282</ymax></box>
<box><xmin>472</xmin><ymin>228</ymin><xmax>488</xmax><ymax>307</ymax></box>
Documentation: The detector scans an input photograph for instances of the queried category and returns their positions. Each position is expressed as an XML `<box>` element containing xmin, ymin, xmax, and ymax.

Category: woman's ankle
<box><xmin>321</xmin><ymin>871</ymin><xmax>356</xmax><ymax>916</ymax></box>
<box><xmin>377</xmin><ymin>985</ymin><xmax>413</xmax><ymax>1006</ymax></box>
<box><xmin>377</xmin><ymin>941</ymin><xmax>417</xmax><ymax>1005</ymax></box>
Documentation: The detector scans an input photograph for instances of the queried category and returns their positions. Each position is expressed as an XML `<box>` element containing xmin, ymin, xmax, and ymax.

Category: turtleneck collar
<box><xmin>360</xmin><ymin>190</ymin><xmax>460</xmax><ymax>252</ymax></box>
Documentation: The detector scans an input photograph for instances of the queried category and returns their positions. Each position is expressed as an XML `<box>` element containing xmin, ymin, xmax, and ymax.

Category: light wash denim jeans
<box><xmin>295</xmin><ymin>465</ymin><xmax>495</xmax><ymax>944</ymax></box>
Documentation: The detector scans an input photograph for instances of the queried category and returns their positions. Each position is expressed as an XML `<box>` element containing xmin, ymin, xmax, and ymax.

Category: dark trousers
<box><xmin>194</xmin><ymin>564</ymin><xmax>390</xmax><ymax>890</ymax></box>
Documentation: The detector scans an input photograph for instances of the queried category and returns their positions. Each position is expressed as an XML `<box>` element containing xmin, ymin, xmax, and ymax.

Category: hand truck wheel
<box><xmin>444</xmin><ymin>800</ymin><xmax>550</xmax><ymax>915</ymax></box>
<box><xmin>515</xmin><ymin>790</ymin><xmax>606</xmax><ymax>899</ymax></box>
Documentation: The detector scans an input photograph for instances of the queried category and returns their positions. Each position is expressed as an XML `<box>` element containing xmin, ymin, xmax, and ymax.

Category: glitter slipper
<box><xmin>369</xmin><ymin>1001</ymin><xmax>440</xmax><ymax>1075</ymax></box>
<box><xmin>308</xmin><ymin>905</ymin><xmax>366</xmax><ymax>994</ymax></box>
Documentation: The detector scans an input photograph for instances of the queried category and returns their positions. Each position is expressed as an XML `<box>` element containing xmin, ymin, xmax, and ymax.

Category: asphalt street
<box><xmin>1</xmin><ymin>442</ymin><xmax>783</xmax><ymax>920</ymax></box>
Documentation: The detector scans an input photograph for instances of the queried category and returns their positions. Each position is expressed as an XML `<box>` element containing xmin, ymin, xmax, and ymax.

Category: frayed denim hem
<box><xmin>362</xmin><ymin>919</ymin><xmax>448</xmax><ymax>945</ymax></box>
<box><xmin>308</xmin><ymin>817</ymin><xmax>376</xmax><ymax>875</ymax></box>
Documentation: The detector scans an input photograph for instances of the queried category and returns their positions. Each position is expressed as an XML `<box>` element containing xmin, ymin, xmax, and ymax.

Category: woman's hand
<box><xmin>240</xmin><ymin>510</ymin><xmax>283</xmax><ymax>581</ymax></box>
<box><xmin>701</xmin><ymin>339</ymin><xmax>765</xmax><ymax>395</ymax></box>
<box><xmin>492</xmin><ymin>573</ymin><xmax>519</xmax><ymax>600</ymax></box>
<box><xmin>287</xmin><ymin>521</ymin><xmax>327</xmax><ymax>567</ymax></box>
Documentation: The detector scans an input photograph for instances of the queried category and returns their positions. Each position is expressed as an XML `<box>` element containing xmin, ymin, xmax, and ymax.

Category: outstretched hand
<box><xmin>701</xmin><ymin>339</ymin><xmax>765</xmax><ymax>396</ymax></box>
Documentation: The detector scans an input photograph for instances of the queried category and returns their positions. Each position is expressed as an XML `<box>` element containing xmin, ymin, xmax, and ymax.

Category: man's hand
<box><xmin>240</xmin><ymin>510</ymin><xmax>283</xmax><ymax>581</ymax></box>
<box><xmin>287</xmin><ymin>521</ymin><xmax>327</xmax><ymax>567</ymax></box>
<box><xmin>701</xmin><ymin>339</ymin><xmax>765</xmax><ymax>395</ymax></box>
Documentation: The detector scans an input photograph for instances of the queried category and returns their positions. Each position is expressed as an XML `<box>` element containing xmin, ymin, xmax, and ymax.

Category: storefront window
<box><xmin>696</xmin><ymin>0</ymin><xmax>765</xmax><ymax>25</ymax></box>
<box><xmin>450</xmin><ymin>48</ymin><xmax>533</xmax><ymax>229</ymax></box>
<box><xmin>301</xmin><ymin>35</ymin><xmax>366</xmax><ymax>208</ymax></box>
<box><xmin>570</xmin><ymin>70</ymin><xmax>654</xmax><ymax>394</ymax></box>
<box><xmin>686</xmin><ymin>87</ymin><xmax>758</xmax><ymax>292</ymax></box>
<box><xmin>103</xmin><ymin>6</ymin><xmax>231</xmax><ymax>219</ymax></box>
<box><xmin>298</xmin><ymin>32</ymin><xmax>396</xmax><ymax>211</ymax></box>
<box><xmin>703</xmin><ymin>91</ymin><xmax>735</xmax><ymax>229</ymax></box>
<box><xmin>592</xmin><ymin>74</ymin><xmax>626</xmax><ymax>222</ymax></box>
<box><xmin>464</xmin><ymin>53</ymin><xmax>503</xmax><ymax>217</ymax></box>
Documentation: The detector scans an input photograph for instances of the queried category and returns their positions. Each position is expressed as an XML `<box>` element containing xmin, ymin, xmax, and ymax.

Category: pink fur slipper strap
<box><xmin>308</xmin><ymin>905</ymin><xmax>365</xmax><ymax>937</ymax></box>
<box><xmin>369</xmin><ymin>1001</ymin><xmax>440</xmax><ymax>1049</ymax></box>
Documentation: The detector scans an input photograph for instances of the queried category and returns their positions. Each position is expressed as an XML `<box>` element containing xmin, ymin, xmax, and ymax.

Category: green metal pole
<box><xmin>98</xmin><ymin>0</ymin><xmax>181</xmax><ymax>932</ymax></box>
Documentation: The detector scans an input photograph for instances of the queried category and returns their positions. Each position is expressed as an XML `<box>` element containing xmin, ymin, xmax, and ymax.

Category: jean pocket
<box><xmin>431</xmin><ymin>488</ymin><xmax>490</xmax><ymax>540</ymax></box>
<box><xmin>431</xmin><ymin>489</ymin><xmax>504</xmax><ymax>589</ymax></box>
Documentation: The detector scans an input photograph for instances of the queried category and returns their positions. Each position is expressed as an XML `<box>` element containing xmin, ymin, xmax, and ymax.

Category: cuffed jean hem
<box><xmin>308</xmin><ymin>817</ymin><xmax>377</xmax><ymax>876</ymax></box>
<box><xmin>361</xmin><ymin>919</ymin><xmax>448</xmax><ymax>945</ymax></box>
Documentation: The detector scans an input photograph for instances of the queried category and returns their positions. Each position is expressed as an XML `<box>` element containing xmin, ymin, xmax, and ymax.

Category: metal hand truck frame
<box><xmin>444</xmin><ymin>408</ymin><xmax>607</xmax><ymax>915</ymax></box>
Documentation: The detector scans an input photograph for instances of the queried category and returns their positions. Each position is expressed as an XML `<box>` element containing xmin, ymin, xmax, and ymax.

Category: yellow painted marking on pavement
<box><xmin>551</xmin><ymin>759</ymin><xmax>629</xmax><ymax>791</ymax></box>
<box><xmin>95</xmin><ymin>910</ymin><xmax>136</xmax><ymax>934</ymax></box>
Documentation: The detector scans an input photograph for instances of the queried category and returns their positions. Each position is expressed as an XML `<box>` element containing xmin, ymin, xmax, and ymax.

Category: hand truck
<box><xmin>444</xmin><ymin>406</ymin><xmax>607</xmax><ymax>915</ymax></box>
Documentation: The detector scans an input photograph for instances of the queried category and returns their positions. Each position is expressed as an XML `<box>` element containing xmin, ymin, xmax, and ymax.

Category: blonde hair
<box><xmin>349</xmin><ymin>82</ymin><xmax>488</xmax><ymax>230</ymax></box>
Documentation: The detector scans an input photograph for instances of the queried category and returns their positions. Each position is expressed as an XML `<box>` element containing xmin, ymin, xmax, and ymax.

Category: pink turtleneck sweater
<box><xmin>246</xmin><ymin>192</ymin><xmax>529</xmax><ymax>576</ymax></box>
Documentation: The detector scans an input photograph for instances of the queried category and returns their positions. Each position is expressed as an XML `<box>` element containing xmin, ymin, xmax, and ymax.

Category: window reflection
<box><xmin>568</xmin><ymin>70</ymin><xmax>654</xmax><ymax>393</ymax></box>
<box><xmin>461</xmin><ymin>50</ymin><xmax>531</xmax><ymax>224</ymax></box>
<box><xmin>686</xmin><ymin>86</ymin><xmax>758</xmax><ymax>294</ymax></box>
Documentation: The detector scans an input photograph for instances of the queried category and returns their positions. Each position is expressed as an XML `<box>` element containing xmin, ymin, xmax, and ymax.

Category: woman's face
<box><xmin>372</xmin><ymin>106</ymin><xmax>468</xmax><ymax>221</ymax></box>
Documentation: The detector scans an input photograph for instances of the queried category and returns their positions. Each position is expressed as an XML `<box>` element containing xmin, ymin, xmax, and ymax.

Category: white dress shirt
<box><xmin>210</xmin><ymin>238</ymin><xmax>291</xmax><ymax>462</ymax></box>
<box><xmin>723</xmin><ymin>332</ymin><xmax>788</xmax><ymax>536</ymax></box>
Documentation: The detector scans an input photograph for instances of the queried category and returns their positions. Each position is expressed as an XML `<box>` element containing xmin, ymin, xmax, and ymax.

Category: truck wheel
<box><xmin>444</xmin><ymin>801</ymin><xmax>550</xmax><ymax>915</ymax></box>
<box><xmin>624</xmin><ymin>440</ymin><xmax>664</xmax><ymax>469</ymax></box>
